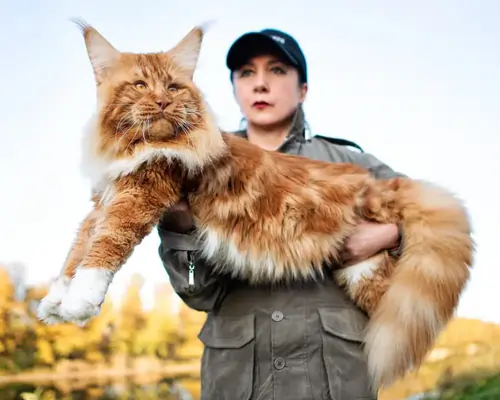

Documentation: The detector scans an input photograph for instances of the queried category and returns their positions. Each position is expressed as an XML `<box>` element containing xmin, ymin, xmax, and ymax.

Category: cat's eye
<box><xmin>134</xmin><ymin>81</ymin><xmax>148</xmax><ymax>90</ymax></box>
<box><xmin>168</xmin><ymin>84</ymin><xmax>180</xmax><ymax>92</ymax></box>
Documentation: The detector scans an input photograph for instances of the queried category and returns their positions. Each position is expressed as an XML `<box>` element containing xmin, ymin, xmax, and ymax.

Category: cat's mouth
<box><xmin>126</xmin><ymin>113</ymin><xmax>184</xmax><ymax>140</ymax></box>
<box><xmin>124</xmin><ymin>107</ymin><xmax>193</xmax><ymax>140</ymax></box>
<box><xmin>133</xmin><ymin>111</ymin><xmax>164</xmax><ymax>122</ymax></box>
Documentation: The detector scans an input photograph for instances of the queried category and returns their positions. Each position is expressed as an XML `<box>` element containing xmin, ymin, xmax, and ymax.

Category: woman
<box><xmin>158</xmin><ymin>28</ymin><xmax>404</xmax><ymax>400</ymax></box>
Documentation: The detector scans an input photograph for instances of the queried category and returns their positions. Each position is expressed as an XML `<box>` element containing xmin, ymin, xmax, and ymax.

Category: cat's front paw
<box><xmin>37</xmin><ymin>276</ymin><xmax>71</xmax><ymax>324</ymax></box>
<box><xmin>59</xmin><ymin>294</ymin><xmax>102</xmax><ymax>326</ymax></box>
<box><xmin>58</xmin><ymin>267</ymin><xmax>113</xmax><ymax>326</ymax></box>
<box><xmin>37</xmin><ymin>298</ymin><xmax>65</xmax><ymax>325</ymax></box>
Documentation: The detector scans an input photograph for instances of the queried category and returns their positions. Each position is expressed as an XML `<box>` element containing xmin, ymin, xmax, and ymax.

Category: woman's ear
<box><xmin>299</xmin><ymin>82</ymin><xmax>308</xmax><ymax>102</ymax></box>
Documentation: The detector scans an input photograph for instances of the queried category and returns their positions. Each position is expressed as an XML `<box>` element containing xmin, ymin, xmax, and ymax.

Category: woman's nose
<box><xmin>253</xmin><ymin>72</ymin><xmax>269</xmax><ymax>93</ymax></box>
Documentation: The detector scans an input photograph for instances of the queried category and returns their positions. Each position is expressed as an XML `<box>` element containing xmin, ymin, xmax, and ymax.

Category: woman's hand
<box><xmin>342</xmin><ymin>221</ymin><xmax>400</xmax><ymax>266</ymax></box>
<box><xmin>160</xmin><ymin>199</ymin><xmax>194</xmax><ymax>234</ymax></box>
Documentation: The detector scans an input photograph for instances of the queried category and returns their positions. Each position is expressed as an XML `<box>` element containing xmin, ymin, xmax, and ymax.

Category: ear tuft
<box><xmin>198</xmin><ymin>20</ymin><xmax>216</xmax><ymax>36</ymax></box>
<box><xmin>168</xmin><ymin>23</ymin><xmax>213</xmax><ymax>79</ymax></box>
<box><xmin>71</xmin><ymin>17</ymin><xmax>91</xmax><ymax>34</ymax></box>
<box><xmin>71</xmin><ymin>18</ymin><xmax>120</xmax><ymax>83</ymax></box>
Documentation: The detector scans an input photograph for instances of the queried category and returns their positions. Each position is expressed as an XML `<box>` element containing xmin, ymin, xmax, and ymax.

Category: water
<box><xmin>0</xmin><ymin>377</ymin><xmax>199</xmax><ymax>400</ymax></box>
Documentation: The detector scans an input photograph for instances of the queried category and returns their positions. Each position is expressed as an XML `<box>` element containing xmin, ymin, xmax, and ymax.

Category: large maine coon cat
<box><xmin>37</xmin><ymin>21</ymin><xmax>474</xmax><ymax>389</ymax></box>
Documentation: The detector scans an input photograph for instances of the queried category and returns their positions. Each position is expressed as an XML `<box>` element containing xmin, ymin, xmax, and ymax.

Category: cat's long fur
<box><xmin>37</xmin><ymin>21</ymin><xmax>474</xmax><ymax>389</ymax></box>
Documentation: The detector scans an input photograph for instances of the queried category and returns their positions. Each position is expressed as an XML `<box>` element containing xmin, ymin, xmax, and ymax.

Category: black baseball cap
<box><xmin>226</xmin><ymin>28</ymin><xmax>308</xmax><ymax>83</ymax></box>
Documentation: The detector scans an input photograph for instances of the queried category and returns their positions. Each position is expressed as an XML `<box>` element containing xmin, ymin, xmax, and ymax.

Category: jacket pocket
<box><xmin>318</xmin><ymin>307</ymin><xmax>377</xmax><ymax>400</ymax></box>
<box><xmin>198</xmin><ymin>313</ymin><xmax>255</xmax><ymax>400</ymax></box>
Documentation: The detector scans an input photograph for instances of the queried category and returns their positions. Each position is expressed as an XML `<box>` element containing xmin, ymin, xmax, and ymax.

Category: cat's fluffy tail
<box><xmin>363</xmin><ymin>178</ymin><xmax>474</xmax><ymax>389</ymax></box>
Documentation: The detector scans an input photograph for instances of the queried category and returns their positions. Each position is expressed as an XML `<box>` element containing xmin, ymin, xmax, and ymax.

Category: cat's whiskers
<box><xmin>183</xmin><ymin>109</ymin><xmax>204</xmax><ymax>148</ymax></box>
<box><xmin>123</xmin><ymin>123</ymin><xmax>141</xmax><ymax>152</ymax></box>
<box><xmin>185</xmin><ymin>107</ymin><xmax>202</xmax><ymax>117</ymax></box>
<box><xmin>115</xmin><ymin>111</ymin><xmax>134</xmax><ymax>138</ymax></box>
<box><xmin>180</xmin><ymin>109</ymin><xmax>192</xmax><ymax>144</ymax></box>
<box><xmin>140</xmin><ymin>120</ymin><xmax>149</xmax><ymax>144</ymax></box>
<box><xmin>170</xmin><ymin>114</ymin><xmax>195</xmax><ymax>149</ymax></box>
<box><xmin>183</xmin><ymin>125</ymin><xmax>198</xmax><ymax>155</ymax></box>
<box><xmin>104</xmin><ymin>103</ymin><xmax>133</xmax><ymax>109</ymax></box>
<box><xmin>117</xmin><ymin>120</ymin><xmax>140</xmax><ymax>152</ymax></box>
<box><xmin>105</xmin><ymin>103</ymin><xmax>133</xmax><ymax>124</ymax></box>
<box><xmin>181</xmin><ymin>124</ymin><xmax>195</xmax><ymax>149</ymax></box>
<box><xmin>114</xmin><ymin>117</ymin><xmax>135</xmax><ymax>147</ymax></box>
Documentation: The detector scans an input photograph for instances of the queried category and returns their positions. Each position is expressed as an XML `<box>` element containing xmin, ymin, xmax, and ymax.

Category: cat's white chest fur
<box><xmin>78</xmin><ymin>118</ymin><xmax>152</xmax><ymax>191</ymax></box>
<box><xmin>79</xmin><ymin>115</ymin><xmax>214</xmax><ymax>193</ymax></box>
<box><xmin>79</xmin><ymin>116</ymin><xmax>116</xmax><ymax>191</ymax></box>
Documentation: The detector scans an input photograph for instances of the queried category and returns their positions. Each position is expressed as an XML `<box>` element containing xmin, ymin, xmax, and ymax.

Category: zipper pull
<box><xmin>188</xmin><ymin>253</ymin><xmax>195</xmax><ymax>289</ymax></box>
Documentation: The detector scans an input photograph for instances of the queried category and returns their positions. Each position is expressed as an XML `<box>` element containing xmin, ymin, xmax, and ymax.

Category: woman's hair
<box><xmin>226</xmin><ymin>28</ymin><xmax>308</xmax><ymax>84</ymax></box>
<box><xmin>228</xmin><ymin>35</ymin><xmax>307</xmax><ymax>85</ymax></box>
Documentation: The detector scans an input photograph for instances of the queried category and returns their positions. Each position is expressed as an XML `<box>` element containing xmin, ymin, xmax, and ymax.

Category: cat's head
<box><xmin>76</xmin><ymin>20</ymin><xmax>225</xmax><ymax>171</ymax></box>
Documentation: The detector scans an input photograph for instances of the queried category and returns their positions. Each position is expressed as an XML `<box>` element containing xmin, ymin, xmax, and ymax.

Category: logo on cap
<box><xmin>271</xmin><ymin>35</ymin><xmax>285</xmax><ymax>44</ymax></box>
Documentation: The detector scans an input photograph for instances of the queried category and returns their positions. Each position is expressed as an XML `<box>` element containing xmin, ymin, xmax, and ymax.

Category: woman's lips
<box><xmin>253</xmin><ymin>101</ymin><xmax>271</xmax><ymax>110</ymax></box>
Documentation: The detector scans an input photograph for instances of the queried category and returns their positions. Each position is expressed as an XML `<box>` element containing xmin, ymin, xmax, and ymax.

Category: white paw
<box><xmin>37</xmin><ymin>276</ymin><xmax>70</xmax><ymax>324</ymax></box>
<box><xmin>37</xmin><ymin>298</ymin><xmax>65</xmax><ymax>324</ymax></box>
<box><xmin>58</xmin><ymin>267</ymin><xmax>113</xmax><ymax>326</ymax></box>
<box><xmin>59</xmin><ymin>293</ymin><xmax>102</xmax><ymax>326</ymax></box>
<box><xmin>39</xmin><ymin>310</ymin><xmax>65</xmax><ymax>325</ymax></box>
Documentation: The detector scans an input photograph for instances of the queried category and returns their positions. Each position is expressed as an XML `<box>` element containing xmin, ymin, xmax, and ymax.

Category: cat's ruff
<box><xmin>37</xmin><ymin>21</ymin><xmax>474</xmax><ymax>392</ymax></box>
<box><xmin>79</xmin><ymin>108</ymin><xmax>227</xmax><ymax>191</ymax></box>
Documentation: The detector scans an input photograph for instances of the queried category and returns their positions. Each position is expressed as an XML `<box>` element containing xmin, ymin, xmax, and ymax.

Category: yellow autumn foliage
<box><xmin>0</xmin><ymin>264</ymin><xmax>205</xmax><ymax>375</ymax></box>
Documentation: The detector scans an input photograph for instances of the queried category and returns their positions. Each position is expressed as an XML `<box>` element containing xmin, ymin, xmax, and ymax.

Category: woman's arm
<box><xmin>157</xmin><ymin>203</ymin><xmax>229</xmax><ymax>312</ymax></box>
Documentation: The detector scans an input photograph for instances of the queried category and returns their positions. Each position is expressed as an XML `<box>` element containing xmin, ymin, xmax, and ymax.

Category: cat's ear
<box><xmin>72</xmin><ymin>18</ymin><xmax>120</xmax><ymax>83</ymax></box>
<box><xmin>168</xmin><ymin>23</ymin><xmax>211</xmax><ymax>79</ymax></box>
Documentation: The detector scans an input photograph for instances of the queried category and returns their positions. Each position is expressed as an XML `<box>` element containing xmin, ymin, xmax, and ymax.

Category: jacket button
<box><xmin>274</xmin><ymin>357</ymin><xmax>286</xmax><ymax>370</ymax></box>
<box><xmin>271</xmin><ymin>311</ymin><xmax>283</xmax><ymax>321</ymax></box>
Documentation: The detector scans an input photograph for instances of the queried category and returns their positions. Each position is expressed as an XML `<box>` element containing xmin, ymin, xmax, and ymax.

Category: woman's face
<box><xmin>232</xmin><ymin>54</ymin><xmax>307</xmax><ymax>128</ymax></box>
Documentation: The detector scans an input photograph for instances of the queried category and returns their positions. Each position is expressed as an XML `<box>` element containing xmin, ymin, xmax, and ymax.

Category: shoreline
<box><xmin>0</xmin><ymin>362</ymin><xmax>200</xmax><ymax>386</ymax></box>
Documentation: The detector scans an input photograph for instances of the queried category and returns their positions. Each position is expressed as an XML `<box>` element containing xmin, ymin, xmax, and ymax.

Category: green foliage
<box><xmin>430</xmin><ymin>369</ymin><xmax>500</xmax><ymax>399</ymax></box>
<box><xmin>379</xmin><ymin>317</ymin><xmax>500</xmax><ymax>400</ymax></box>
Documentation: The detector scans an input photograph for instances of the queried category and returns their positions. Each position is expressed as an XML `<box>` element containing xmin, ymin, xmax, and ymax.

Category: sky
<box><xmin>1</xmin><ymin>1</ymin><xmax>499</xmax><ymax>323</ymax></box>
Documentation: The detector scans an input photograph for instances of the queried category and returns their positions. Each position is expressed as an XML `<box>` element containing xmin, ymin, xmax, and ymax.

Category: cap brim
<box><xmin>226</xmin><ymin>32</ymin><xmax>299</xmax><ymax>71</ymax></box>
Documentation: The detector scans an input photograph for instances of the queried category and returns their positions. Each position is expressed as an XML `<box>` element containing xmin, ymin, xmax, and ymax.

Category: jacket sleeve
<box><xmin>157</xmin><ymin>227</ymin><xmax>229</xmax><ymax>312</ymax></box>
<box><xmin>346</xmin><ymin>150</ymin><xmax>407</xmax><ymax>180</ymax></box>
<box><xmin>341</xmin><ymin>147</ymin><xmax>407</xmax><ymax>257</ymax></box>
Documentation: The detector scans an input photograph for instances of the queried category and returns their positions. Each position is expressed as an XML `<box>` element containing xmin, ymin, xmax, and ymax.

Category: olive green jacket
<box><xmin>157</xmin><ymin>110</ymin><xmax>405</xmax><ymax>399</ymax></box>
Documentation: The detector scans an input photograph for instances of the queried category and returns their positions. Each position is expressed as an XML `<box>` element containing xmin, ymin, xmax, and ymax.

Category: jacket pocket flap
<box><xmin>198</xmin><ymin>313</ymin><xmax>255</xmax><ymax>349</ymax></box>
<box><xmin>318</xmin><ymin>307</ymin><xmax>367</xmax><ymax>343</ymax></box>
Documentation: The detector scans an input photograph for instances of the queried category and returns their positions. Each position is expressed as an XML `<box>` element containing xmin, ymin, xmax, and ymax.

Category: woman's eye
<box><xmin>271</xmin><ymin>66</ymin><xmax>286</xmax><ymax>74</ymax></box>
<box><xmin>239</xmin><ymin>69</ymin><xmax>253</xmax><ymax>77</ymax></box>
<box><xmin>134</xmin><ymin>80</ymin><xmax>148</xmax><ymax>90</ymax></box>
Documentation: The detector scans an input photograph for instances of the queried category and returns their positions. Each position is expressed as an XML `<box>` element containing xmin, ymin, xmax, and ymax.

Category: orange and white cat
<box><xmin>37</xmin><ymin>21</ymin><xmax>474</xmax><ymax>389</ymax></box>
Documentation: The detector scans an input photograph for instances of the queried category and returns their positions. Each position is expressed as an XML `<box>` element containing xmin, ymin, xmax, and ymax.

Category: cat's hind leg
<box><xmin>334</xmin><ymin>252</ymin><xmax>393</xmax><ymax>315</ymax></box>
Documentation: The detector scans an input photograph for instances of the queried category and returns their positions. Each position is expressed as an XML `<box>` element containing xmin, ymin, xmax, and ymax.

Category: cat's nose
<box><xmin>156</xmin><ymin>99</ymin><xmax>171</xmax><ymax>110</ymax></box>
